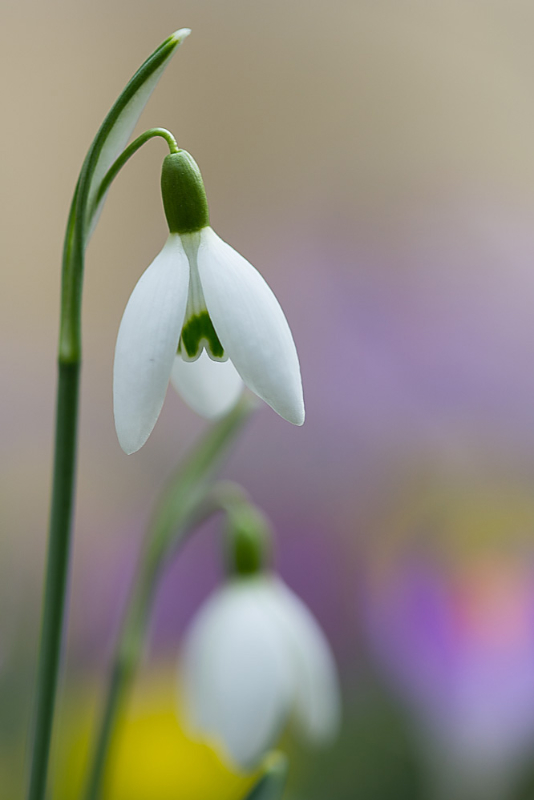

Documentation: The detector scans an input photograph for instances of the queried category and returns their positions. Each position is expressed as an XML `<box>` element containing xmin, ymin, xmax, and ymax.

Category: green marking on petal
<box><xmin>180</xmin><ymin>311</ymin><xmax>224</xmax><ymax>360</ymax></box>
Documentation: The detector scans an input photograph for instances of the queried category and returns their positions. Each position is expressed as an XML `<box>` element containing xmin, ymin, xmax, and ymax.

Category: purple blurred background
<box><xmin>4</xmin><ymin>2</ymin><xmax>534</xmax><ymax>798</ymax></box>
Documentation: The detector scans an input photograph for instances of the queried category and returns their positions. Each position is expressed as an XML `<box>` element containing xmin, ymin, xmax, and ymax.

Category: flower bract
<box><xmin>179</xmin><ymin>575</ymin><xmax>340</xmax><ymax>769</ymax></box>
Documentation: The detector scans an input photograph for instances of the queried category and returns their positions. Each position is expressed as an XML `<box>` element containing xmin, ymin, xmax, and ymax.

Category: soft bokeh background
<box><xmin>4</xmin><ymin>2</ymin><xmax>534</xmax><ymax>798</ymax></box>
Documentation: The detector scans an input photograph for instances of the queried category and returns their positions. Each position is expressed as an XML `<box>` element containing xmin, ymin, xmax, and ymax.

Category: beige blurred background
<box><xmin>4</xmin><ymin>1</ymin><xmax>534</xmax><ymax>797</ymax></box>
<box><xmin>4</xmin><ymin>0</ymin><xmax>534</xmax><ymax>539</ymax></box>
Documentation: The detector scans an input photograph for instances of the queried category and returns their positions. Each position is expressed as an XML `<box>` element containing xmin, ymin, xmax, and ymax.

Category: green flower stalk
<box><xmin>27</xmin><ymin>30</ymin><xmax>190</xmax><ymax>800</ymax></box>
<box><xmin>83</xmin><ymin>402</ymin><xmax>254</xmax><ymax>800</ymax></box>
<box><xmin>244</xmin><ymin>752</ymin><xmax>289</xmax><ymax>800</ymax></box>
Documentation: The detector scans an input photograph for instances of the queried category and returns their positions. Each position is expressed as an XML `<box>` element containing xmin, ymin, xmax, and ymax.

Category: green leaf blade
<box><xmin>79</xmin><ymin>28</ymin><xmax>190</xmax><ymax>236</ymax></box>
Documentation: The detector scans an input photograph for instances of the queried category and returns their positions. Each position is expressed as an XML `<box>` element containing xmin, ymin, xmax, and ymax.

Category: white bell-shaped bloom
<box><xmin>180</xmin><ymin>575</ymin><xmax>341</xmax><ymax>769</ymax></box>
<box><xmin>114</xmin><ymin>149</ymin><xmax>304</xmax><ymax>453</ymax></box>
<box><xmin>114</xmin><ymin>227</ymin><xmax>304</xmax><ymax>454</ymax></box>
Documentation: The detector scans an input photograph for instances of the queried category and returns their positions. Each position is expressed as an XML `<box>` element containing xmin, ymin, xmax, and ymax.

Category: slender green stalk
<box><xmin>28</xmin><ymin>136</ymin><xmax>176</xmax><ymax>800</ymax></box>
<box><xmin>27</xmin><ymin>362</ymin><xmax>80</xmax><ymax>800</ymax></box>
<box><xmin>244</xmin><ymin>752</ymin><xmax>288</xmax><ymax>800</ymax></box>
<box><xmin>82</xmin><ymin>502</ymin><xmax>213</xmax><ymax>800</ymax></box>
<box><xmin>27</xmin><ymin>174</ymin><xmax>84</xmax><ymax>799</ymax></box>
<box><xmin>95</xmin><ymin>128</ymin><xmax>178</xmax><ymax>209</ymax></box>
<box><xmin>83</xmin><ymin>402</ymin><xmax>254</xmax><ymax>800</ymax></box>
<box><xmin>27</xmin><ymin>31</ymin><xmax>188</xmax><ymax>796</ymax></box>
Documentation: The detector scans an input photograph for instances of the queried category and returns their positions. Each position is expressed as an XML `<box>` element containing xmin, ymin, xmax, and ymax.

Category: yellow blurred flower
<box><xmin>54</xmin><ymin>664</ymin><xmax>256</xmax><ymax>800</ymax></box>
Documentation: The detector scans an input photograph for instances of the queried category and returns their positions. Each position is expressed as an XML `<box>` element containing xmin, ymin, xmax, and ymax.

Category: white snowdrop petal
<box><xmin>196</xmin><ymin>228</ymin><xmax>305</xmax><ymax>425</ymax></box>
<box><xmin>266</xmin><ymin>578</ymin><xmax>341</xmax><ymax>744</ymax></box>
<box><xmin>113</xmin><ymin>235</ymin><xmax>189</xmax><ymax>454</ymax></box>
<box><xmin>182</xmin><ymin>580</ymin><xmax>293</xmax><ymax>768</ymax></box>
<box><xmin>170</xmin><ymin>351</ymin><xmax>243</xmax><ymax>419</ymax></box>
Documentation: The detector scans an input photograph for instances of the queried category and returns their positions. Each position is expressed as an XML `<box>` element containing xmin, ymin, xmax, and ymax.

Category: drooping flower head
<box><xmin>178</xmin><ymin>502</ymin><xmax>340</xmax><ymax>769</ymax></box>
<box><xmin>114</xmin><ymin>150</ymin><xmax>304</xmax><ymax>453</ymax></box>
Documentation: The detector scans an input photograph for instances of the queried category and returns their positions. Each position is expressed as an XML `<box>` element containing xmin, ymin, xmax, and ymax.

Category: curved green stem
<box><xmin>27</xmin><ymin>30</ymin><xmax>189</xmax><ymax>800</ymax></box>
<box><xmin>27</xmin><ymin>362</ymin><xmax>80</xmax><ymax>800</ymax></box>
<box><xmin>244</xmin><ymin>752</ymin><xmax>288</xmax><ymax>800</ymax></box>
<box><xmin>29</xmin><ymin>135</ymin><xmax>180</xmax><ymax>800</ymax></box>
<box><xmin>95</xmin><ymin>128</ymin><xmax>178</xmax><ymax>210</ymax></box>
<box><xmin>27</xmin><ymin>174</ymin><xmax>84</xmax><ymax>799</ymax></box>
<box><xmin>83</xmin><ymin>501</ymin><xmax>215</xmax><ymax>800</ymax></box>
<box><xmin>83</xmin><ymin>402</ymin><xmax>254</xmax><ymax>800</ymax></box>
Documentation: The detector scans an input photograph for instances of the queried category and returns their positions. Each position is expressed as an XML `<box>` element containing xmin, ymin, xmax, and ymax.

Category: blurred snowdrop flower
<box><xmin>114</xmin><ymin>150</ymin><xmax>304</xmax><ymax>454</ymax></box>
<box><xmin>180</xmin><ymin>574</ymin><xmax>340</xmax><ymax>769</ymax></box>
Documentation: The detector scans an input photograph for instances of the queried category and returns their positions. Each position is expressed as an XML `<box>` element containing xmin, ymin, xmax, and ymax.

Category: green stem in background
<box><xmin>82</xmin><ymin>502</ymin><xmax>213</xmax><ymax>800</ymax></box>
<box><xmin>83</xmin><ymin>400</ymin><xmax>254</xmax><ymax>800</ymax></box>
<box><xmin>27</xmin><ymin>30</ymin><xmax>190</xmax><ymax>800</ymax></box>
<box><xmin>244</xmin><ymin>752</ymin><xmax>289</xmax><ymax>800</ymax></box>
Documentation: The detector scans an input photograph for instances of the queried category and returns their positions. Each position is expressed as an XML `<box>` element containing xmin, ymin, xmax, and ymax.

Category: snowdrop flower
<box><xmin>114</xmin><ymin>150</ymin><xmax>304</xmax><ymax>454</ymax></box>
<box><xmin>180</xmin><ymin>574</ymin><xmax>341</xmax><ymax>769</ymax></box>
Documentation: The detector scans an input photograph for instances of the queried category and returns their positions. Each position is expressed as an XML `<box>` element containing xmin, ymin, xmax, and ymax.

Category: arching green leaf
<box><xmin>78</xmin><ymin>28</ymin><xmax>190</xmax><ymax>237</ymax></box>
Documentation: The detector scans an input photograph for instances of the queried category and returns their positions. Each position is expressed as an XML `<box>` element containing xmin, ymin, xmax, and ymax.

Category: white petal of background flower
<box><xmin>196</xmin><ymin>228</ymin><xmax>305</xmax><ymax>426</ymax></box>
<box><xmin>114</xmin><ymin>235</ymin><xmax>189</xmax><ymax>454</ymax></box>
<box><xmin>181</xmin><ymin>580</ymin><xmax>294</xmax><ymax>768</ymax></box>
<box><xmin>170</xmin><ymin>350</ymin><xmax>243</xmax><ymax>419</ymax></box>
<box><xmin>265</xmin><ymin>578</ymin><xmax>341</xmax><ymax>744</ymax></box>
